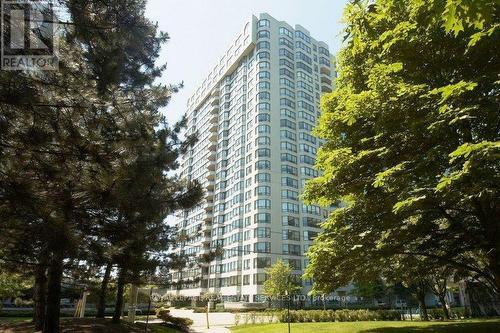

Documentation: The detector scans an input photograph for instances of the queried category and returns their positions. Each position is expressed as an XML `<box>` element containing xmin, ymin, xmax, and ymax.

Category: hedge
<box><xmin>234</xmin><ymin>309</ymin><xmax>403</xmax><ymax>325</ymax></box>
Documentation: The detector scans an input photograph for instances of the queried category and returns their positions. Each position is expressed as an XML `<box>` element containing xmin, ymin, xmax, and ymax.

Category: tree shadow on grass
<box><xmin>0</xmin><ymin>318</ymin><xmax>157</xmax><ymax>333</ymax></box>
<box><xmin>360</xmin><ymin>321</ymin><xmax>500</xmax><ymax>333</ymax></box>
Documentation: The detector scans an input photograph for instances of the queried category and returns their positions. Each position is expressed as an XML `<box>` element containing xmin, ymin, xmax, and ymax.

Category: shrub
<box><xmin>450</xmin><ymin>307</ymin><xmax>471</xmax><ymax>319</ymax></box>
<box><xmin>155</xmin><ymin>307</ymin><xmax>193</xmax><ymax>332</ymax></box>
<box><xmin>274</xmin><ymin>309</ymin><xmax>402</xmax><ymax>323</ymax></box>
<box><xmin>168</xmin><ymin>316</ymin><xmax>194</xmax><ymax>331</ymax></box>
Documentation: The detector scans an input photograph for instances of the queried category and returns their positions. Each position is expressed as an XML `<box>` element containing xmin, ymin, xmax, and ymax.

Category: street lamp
<box><xmin>285</xmin><ymin>290</ymin><xmax>291</xmax><ymax>333</ymax></box>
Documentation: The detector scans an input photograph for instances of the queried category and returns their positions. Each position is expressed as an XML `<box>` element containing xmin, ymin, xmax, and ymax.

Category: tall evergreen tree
<box><xmin>1</xmin><ymin>0</ymin><xmax>202</xmax><ymax>331</ymax></box>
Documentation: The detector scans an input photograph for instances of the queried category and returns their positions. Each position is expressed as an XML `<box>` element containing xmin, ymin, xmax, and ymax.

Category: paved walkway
<box><xmin>169</xmin><ymin>309</ymin><xmax>234</xmax><ymax>333</ymax></box>
<box><xmin>137</xmin><ymin>309</ymin><xmax>234</xmax><ymax>333</ymax></box>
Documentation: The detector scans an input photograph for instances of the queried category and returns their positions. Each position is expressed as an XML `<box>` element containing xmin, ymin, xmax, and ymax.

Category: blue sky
<box><xmin>145</xmin><ymin>0</ymin><xmax>349</xmax><ymax>124</ymax></box>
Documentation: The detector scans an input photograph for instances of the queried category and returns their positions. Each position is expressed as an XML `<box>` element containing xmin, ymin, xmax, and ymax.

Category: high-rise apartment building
<box><xmin>169</xmin><ymin>13</ymin><xmax>334</xmax><ymax>303</ymax></box>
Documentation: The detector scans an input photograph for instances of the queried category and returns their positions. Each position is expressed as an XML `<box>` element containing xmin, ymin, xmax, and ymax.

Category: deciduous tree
<box><xmin>304</xmin><ymin>0</ymin><xmax>499</xmax><ymax>295</ymax></box>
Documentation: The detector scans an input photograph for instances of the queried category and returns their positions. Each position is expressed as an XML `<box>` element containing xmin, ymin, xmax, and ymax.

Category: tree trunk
<box><xmin>416</xmin><ymin>291</ymin><xmax>429</xmax><ymax>321</ymax></box>
<box><xmin>96</xmin><ymin>262</ymin><xmax>112</xmax><ymax>318</ymax></box>
<box><xmin>488</xmin><ymin>250</ymin><xmax>500</xmax><ymax>295</ymax></box>
<box><xmin>439</xmin><ymin>295</ymin><xmax>450</xmax><ymax>320</ymax></box>
<box><xmin>33</xmin><ymin>264</ymin><xmax>47</xmax><ymax>331</ymax></box>
<box><xmin>112</xmin><ymin>266</ymin><xmax>126</xmax><ymax>323</ymax></box>
<box><xmin>43</xmin><ymin>253</ymin><xmax>64</xmax><ymax>333</ymax></box>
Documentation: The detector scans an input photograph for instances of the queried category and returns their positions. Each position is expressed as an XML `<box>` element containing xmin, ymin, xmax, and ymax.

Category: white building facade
<box><xmin>169</xmin><ymin>13</ymin><xmax>334</xmax><ymax>303</ymax></box>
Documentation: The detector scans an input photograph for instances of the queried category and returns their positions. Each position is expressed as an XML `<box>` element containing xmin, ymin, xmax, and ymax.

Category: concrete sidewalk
<box><xmin>137</xmin><ymin>309</ymin><xmax>234</xmax><ymax>333</ymax></box>
<box><xmin>169</xmin><ymin>309</ymin><xmax>234</xmax><ymax>333</ymax></box>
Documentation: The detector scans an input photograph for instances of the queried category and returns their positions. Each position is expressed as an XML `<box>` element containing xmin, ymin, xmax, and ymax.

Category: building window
<box><xmin>280</xmin><ymin>77</ymin><xmax>295</xmax><ymax>89</ymax></box>
<box><xmin>255</xmin><ymin>148</ymin><xmax>271</xmax><ymax>158</ymax></box>
<box><xmin>280</xmin><ymin>129</ymin><xmax>296</xmax><ymax>141</ymax></box>
<box><xmin>279</xmin><ymin>27</ymin><xmax>293</xmax><ymax>38</ymax></box>
<box><xmin>282</xmin><ymin>244</ymin><xmax>301</xmax><ymax>255</ymax></box>
<box><xmin>319</xmin><ymin>46</ymin><xmax>330</xmax><ymax>56</ymax></box>
<box><xmin>280</xmin><ymin>108</ymin><xmax>296</xmax><ymax>119</ymax></box>
<box><xmin>300</xmin><ymin>155</ymin><xmax>315</xmax><ymax>165</ymax></box>
<box><xmin>255</xmin><ymin>160</ymin><xmax>271</xmax><ymax>170</ymax></box>
<box><xmin>297</xmin><ymin>62</ymin><xmax>312</xmax><ymax>74</ymax></box>
<box><xmin>280</xmin><ymin>119</ymin><xmax>296</xmax><ymax>130</ymax></box>
<box><xmin>254</xmin><ymin>186</ymin><xmax>271</xmax><ymax>196</ymax></box>
<box><xmin>280</xmin><ymin>88</ymin><xmax>295</xmax><ymax>98</ymax></box>
<box><xmin>254</xmin><ymin>242</ymin><xmax>271</xmax><ymax>254</ymax></box>
<box><xmin>255</xmin><ymin>113</ymin><xmax>271</xmax><ymax>123</ymax></box>
<box><xmin>257</xmin><ymin>41</ymin><xmax>270</xmax><ymax>50</ymax></box>
<box><xmin>296</xmin><ymin>51</ymin><xmax>312</xmax><ymax>65</ymax></box>
<box><xmin>257</xmin><ymin>51</ymin><xmax>270</xmax><ymax>60</ymax></box>
<box><xmin>280</xmin><ymin>141</ymin><xmax>297</xmax><ymax>152</ymax></box>
<box><xmin>280</xmin><ymin>98</ymin><xmax>295</xmax><ymax>108</ymax></box>
<box><xmin>258</xmin><ymin>19</ymin><xmax>270</xmax><ymax>28</ymax></box>
<box><xmin>303</xmin><ymin>230</ymin><xmax>319</xmax><ymax>241</ymax></box>
<box><xmin>258</xmin><ymin>61</ymin><xmax>270</xmax><ymax>69</ymax></box>
<box><xmin>255</xmin><ymin>136</ymin><xmax>271</xmax><ymax>146</ymax></box>
<box><xmin>281</xmin><ymin>164</ymin><xmax>298</xmax><ymax>176</ymax></box>
<box><xmin>254</xmin><ymin>199</ymin><xmax>271</xmax><ymax>209</ymax></box>
<box><xmin>283</xmin><ymin>229</ymin><xmax>301</xmax><ymax>241</ymax></box>
<box><xmin>319</xmin><ymin>57</ymin><xmax>330</xmax><ymax>67</ymax></box>
<box><xmin>281</xmin><ymin>189</ymin><xmax>298</xmax><ymax>200</ymax></box>
<box><xmin>257</xmin><ymin>91</ymin><xmax>271</xmax><ymax>101</ymax></box>
<box><xmin>281</xmin><ymin>202</ymin><xmax>299</xmax><ymax>213</ymax></box>
<box><xmin>279</xmin><ymin>48</ymin><xmax>294</xmax><ymax>61</ymax></box>
<box><xmin>254</xmin><ymin>212</ymin><xmax>271</xmax><ymax>224</ymax></box>
<box><xmin>257</xmin><ymin>81</ymin><xmax>271</xmax><ymax>90</ymax></box>
<box><xmin>257</xmin><ymin>102</ymin><xmax>271</xmax><ymax>112</ymax></box>
<box><xmin>279</xmin><ymin>68</ymin><xmax>295</xmax><ymax>79</ymax></box>
<box><xmin>255</xmin><ymin>172</ymin><xmax>271</xmax><ymax>183</ymax></box>
<box><xmin>296</xmin><ymin>40</ymin><xmax>311</xmax><ymax>53</ymax></box>
<box><xmin>257</xmin><ymin>30</ymin><xmax>270</xmax><ymax>39</ymax></box>
<box><xmin>279</xmin><ymin>58</ymin><xmax>295</xmax><ymax>70</ymax></box>
<box><xmin>279</xmin><ymin>37</ymin><xmax>294</xmax><ymax>49</ymax></box>
<box><xmin>295</xmin><ymin>30</ymin><xmax>311</xmax><ymax>43</ymax></box>
<box><xmin>256</xmin><ymin>124</ymin><xmax>271</xmax><ymax>134</ymax></box>
<box><xmin>282</xmin><ymin>216</ymin><xmax>299</xmax><ymax>227</ymax></box>
<box><xmin>258</xmin><ymin>71</ymin><xmax>271</xmax><ymax>80</ymax></box>
<box><xmin>254</xmin><ymin>227</ymin><xmax>271</xmax><ymax>239</ymax></box>
<box><xmin>280</xmin><ymin>153</ymin><xmax>297</xmax><ymax>164</ymax></box>
<box><xmin>281</xmin><ymin>176</ymin><xmax>299</xmax><ymax>188</ymax></box>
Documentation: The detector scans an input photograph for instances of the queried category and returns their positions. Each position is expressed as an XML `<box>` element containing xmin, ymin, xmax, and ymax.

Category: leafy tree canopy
<box><xmin>263</xmin><ymin>260</ymin><xmax>301</xmax><ymax>298</ymax></box>
<box><xmin>304</xmin><ymin>0</ymin><xmax>499</xmax><ymax>294</ymax></box>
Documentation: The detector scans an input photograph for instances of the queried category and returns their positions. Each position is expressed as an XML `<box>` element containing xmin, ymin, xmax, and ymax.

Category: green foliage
<box><xmin>273</xmin><ymin>309</ymin><xmax>401</xmax><ymax>323</ymax></box>
<box><xmin>352</xmin><ymin>279</ymin><xmax>387</xmax><ymax>300</ymax></box>
<box><xmin>304</xmin><ymin>0</ymin><xmax>500</xmax><ymax>294</ymax></box>
<box><xmin>263</xmin><ymin>260</ymin><xmax>301</xmax><ymax>298</ymax></box>
<box><xmin>155</xmin><ymin>308</ymin><xmax>193</xmax><ymax>332</ymax></box>
<box><xmin>0</xmin><ymin>0</ymin><xmax>202</xmax><ymax>329</ymax></box>
<box><xmin>0</xmin><ymin>273</ymin><xmax>31</xmax><ymax>300</ymax></box>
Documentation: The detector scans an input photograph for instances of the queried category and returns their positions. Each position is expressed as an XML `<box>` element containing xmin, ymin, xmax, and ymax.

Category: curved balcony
<box><xmin>320</xmin><ymin>65</ymin><xmax>331</xmax><ymax>76</ymax></box>
<box><xmin>321</xmin><ymin>74</ymin><xmax>331</xmax><ymax>85</ymax></box>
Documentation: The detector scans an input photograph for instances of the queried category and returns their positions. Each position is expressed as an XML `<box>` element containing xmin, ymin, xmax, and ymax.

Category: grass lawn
<box><xmin>148</xmin><ymin>324</ymin><xmax>182</xmax><ymax>333</ymax></box>
<box><xmin>230</xmin><ymin>319</ymin><xmax>500</xmax><ymax>333</ymax></box>
<box><xmin>0</xmin><ymin>317</ymin><xmax>32</xmax><ymax>324</ymax></box>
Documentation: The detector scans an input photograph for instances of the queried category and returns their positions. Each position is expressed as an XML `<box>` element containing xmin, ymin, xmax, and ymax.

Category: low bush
<box><xmin>155</xmin><ymin>308</ymin><xmax>193</xmax><ymax>332</ymax></box>
<box><xmin>428</xmin><ymin>307</ymin><xmax>472</xmax><ymax>320</ymax></box>
<box><xmin>450</xmin><ymin>307</ymin><xmax>472</xmax><ymax>319</ymax></box>
<box><xmin>272</xmin><ymin>309</ymin><xmax>402</xmax><ymax>323</ymax></box>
